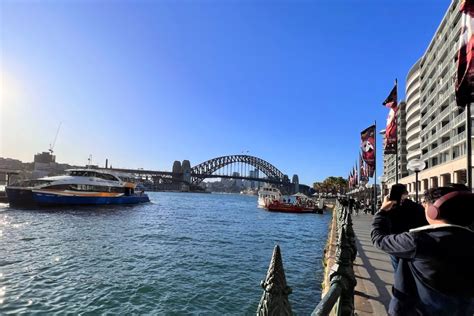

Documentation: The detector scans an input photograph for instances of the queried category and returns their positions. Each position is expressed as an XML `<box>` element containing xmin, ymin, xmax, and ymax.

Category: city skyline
<box><xmin>1</xmin><ymin>0</ymin><xmax>451</xmax><ymax>185</ymax></box>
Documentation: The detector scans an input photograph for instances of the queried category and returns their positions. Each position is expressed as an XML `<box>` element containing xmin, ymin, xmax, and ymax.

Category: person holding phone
<box><xmin>382</xmin><ymin>184</ymin><xmax>427</xmax><ymax>270</ymax></box>
<box><xmin>371</xmin><ymin>185</ymin><xmax>474</xmax><ymax>315</ymax></box>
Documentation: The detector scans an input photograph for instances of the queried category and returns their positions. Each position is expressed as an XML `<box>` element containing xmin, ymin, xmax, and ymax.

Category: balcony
<box><xmin>406</xmin><ymin>117</ymin><xmax>420</xmax><ymax>132</ymax></box>
<box><xmin>407</xmin><ymin>125</ymin><xmax>421</xmax><ymax>141</ymax></box>
<box><xmin>452</xmin><ymin>131</ymin><xmax>466</xmax><ymax>145</ymax></box>
<box><xmin>438</xmin><ymin>121</ymin><xmax>452</xmax><ymax>136</ymax></box>
<box><xmin>453</xmin><ymin>113</ymin><xmax>465</xmax><ymax>126</ymax></box>
<box><xmin>406</xmin><ymin>104</ymin><xmax>421</xmax><ymax>123</ymax></box>
<box><xmin>439</xmin><ymin>139</ymin><xmax>451</xmax><ymax>152</ymax></box>
<box><xmin>438</xmin><ymin>104</ymin><xmax>452</xmax><ymax>120</ymax></box>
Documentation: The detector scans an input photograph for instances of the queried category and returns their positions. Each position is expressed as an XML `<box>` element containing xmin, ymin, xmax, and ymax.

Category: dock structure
<box><xmin>351</xmin><ymin>214</ymin><xmax>393</xmax><ymax>315</ymax></box>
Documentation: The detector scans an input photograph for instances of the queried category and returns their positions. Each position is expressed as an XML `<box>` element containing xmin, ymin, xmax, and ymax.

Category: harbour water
<box><xmin>0</xmin><ymin>192</ymin><xmax>331</xmax><ymax>315</ymax></box>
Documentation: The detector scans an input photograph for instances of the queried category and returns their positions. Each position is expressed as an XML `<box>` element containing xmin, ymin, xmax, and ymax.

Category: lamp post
<box><xmin>378</xmin><ymin>176</ymin><xmax>386</xmax><ymax>203</ymax></box>
<box><xmin>407</xmin><ymin>159</ymin><xmax>426</xmax><ymax>204</ymax></box>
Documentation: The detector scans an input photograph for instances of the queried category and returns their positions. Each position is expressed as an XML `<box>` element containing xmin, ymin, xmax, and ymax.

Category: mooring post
<box><xmin>256</xmin><ymin>245</ymin><xmax>293</xmax><ymax>316</ymax></box>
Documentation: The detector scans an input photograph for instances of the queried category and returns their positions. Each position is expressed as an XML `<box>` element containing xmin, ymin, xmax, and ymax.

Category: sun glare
<box><xmin>0</xmin><ymin>71</ymin><xmax>23</xmax><ymax>108</ymax></box>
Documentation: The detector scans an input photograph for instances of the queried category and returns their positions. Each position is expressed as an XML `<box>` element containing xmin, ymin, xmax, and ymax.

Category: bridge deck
<box><xmin>352</xmin><ymin>213</ymin><xmax>393</xmax><ymax>316</ymax></box>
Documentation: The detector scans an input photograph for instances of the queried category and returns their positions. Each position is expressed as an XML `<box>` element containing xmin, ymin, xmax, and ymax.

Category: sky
<box><xmin>0</xmin><ymin>0</ymin><xmax>452</xmax><ymax>185</ymax></box>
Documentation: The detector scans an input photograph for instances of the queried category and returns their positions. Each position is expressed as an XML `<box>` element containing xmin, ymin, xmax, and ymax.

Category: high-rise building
<box><xmin>406</xmin><ymin>59</ymin><xmax>422</xmax><ymax>164</ymax></box>
<box><xmin>380</xmin><ymin>129</ymin><xmax>396</xmax><ymax>186</ymax></box>
<box><xmin>393</xmin><ymin>0</ymin><xmax>473</xmax><ymax>195</ymax></box>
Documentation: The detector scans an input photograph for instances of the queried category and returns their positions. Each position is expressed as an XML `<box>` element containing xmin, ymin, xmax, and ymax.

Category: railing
<box><xmin>256</xmin><ymin>202</ymin><xmax>357</xmax><ymax>316</ymax></box>
<box><xmin>312</xmin><ymin>202</ymin><xmax>357</xmax><ymax>316</ymax></box>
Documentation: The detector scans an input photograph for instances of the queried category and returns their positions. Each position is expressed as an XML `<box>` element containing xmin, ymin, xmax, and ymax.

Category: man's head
<box><xmin>422</xmin><ymin>184</ymin><xmax>474</xmax><ymax>226</ymax></box>
<box><xmin>389</xmin><ymin>184</ymin><xmax>409</xmax><ymax>204</ymax></box>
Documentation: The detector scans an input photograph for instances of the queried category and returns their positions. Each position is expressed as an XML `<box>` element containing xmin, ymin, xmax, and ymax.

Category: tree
<box><xmin>313</xmin><ymin>177</ymin><xmax>348</xmax><ymax>195</ymax></box>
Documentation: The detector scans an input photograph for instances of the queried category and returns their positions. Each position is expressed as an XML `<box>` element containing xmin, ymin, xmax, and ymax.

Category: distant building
<box><xmin>32</xmin><ymin>152</ymin><xmax>57</xmax><ymax>178</ymax></box>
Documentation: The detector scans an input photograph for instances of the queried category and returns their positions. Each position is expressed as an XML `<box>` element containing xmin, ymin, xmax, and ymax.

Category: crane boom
<box><xmin>49</xmin><ymin>122</ymin><xmax>62</xmax><ymax>154</ymax></box>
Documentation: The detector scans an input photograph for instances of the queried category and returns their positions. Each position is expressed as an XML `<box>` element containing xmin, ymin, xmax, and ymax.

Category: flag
<box><xmin>360</xmin><ymin>153</ymin><xmax>369</xmax><ymax>182</ymax></box>
<box><xmin>360</xmin><ymin>125</ymin><xmax>376</xmax><ymax>173</ymax></box>
<box><xmin>383</xmin><ymin>81</ymin><xmax>398</xmax><ymax>154</ymax></box>
<box><xmin>367</xmin><ymin>164</ymin><xmax>375</xmax><ymax>178</ymax></box>
<box><xmin>383</xmin><ymin>83</ymin><xmax>397</xmax><ymax>109</ymax></box>
<box><xmin>456</xmin><ymin>0</ymin><xmax>474</xmax><ymax>108</ymax></box>
<box><xmin>353</xmin><ymin>163</ymin><xmax>358</xmax><ymax>187</ymax></box>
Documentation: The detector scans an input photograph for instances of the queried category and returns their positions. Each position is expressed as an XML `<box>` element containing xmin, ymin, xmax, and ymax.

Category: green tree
<box><xmin>313</xmin><ymin>177</ymin><xmax>348</xmax><ymax>195</ymax></box>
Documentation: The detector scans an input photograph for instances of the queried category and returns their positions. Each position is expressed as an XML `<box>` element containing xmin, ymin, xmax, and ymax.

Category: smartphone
<box><xmin>389</xmin><ymin>188</ymin><xmax>402</xmax><ymax>204</ymax></box>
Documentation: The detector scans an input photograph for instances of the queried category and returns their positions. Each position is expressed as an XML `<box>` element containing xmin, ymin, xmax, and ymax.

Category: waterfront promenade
<box><xmin>352</xmin><ymin>213</ymin><xmax>393</xmax><ymax>316</ymax></box>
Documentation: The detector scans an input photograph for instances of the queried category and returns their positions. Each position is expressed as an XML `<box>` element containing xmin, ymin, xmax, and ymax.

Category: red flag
<box><xmin>383</xmin><ymin>81</ymin><xmax>398</xmax><ymax>154</ymax></box>
<box><xmin>361</xmin><ymin>125</ymin><xmax>376</xmax><ymax>173</ymax></box>
<box><xmin>360</xmin><ymin>153</ymin><xmax>368</xmax><ymax>182</ymax></box>
<box><xmin>353</xmin><ymin>164</ymin><xmax>358</xmax><ymax>186</ymax></box>
<box><xmin>456</xmin><ymin>0</ymin><xmax>474</xmax><ymax>108</ymax></box>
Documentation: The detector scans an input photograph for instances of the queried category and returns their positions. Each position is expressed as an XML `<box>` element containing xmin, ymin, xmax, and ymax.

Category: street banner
<box><xmin>360</xmin><ymin>125</ymin><xmax>376</xmax><ymax>173</ymax></box>
<box><xmin>367</xmin><ymin>164</ymin><xmax>375</xmax><ymax>178</ymax></box>
<box><xmin>456</xmin><ymin>0</ymin><xmax>474</xmax><ymax>108</ymax></box>
<box><xmin>354</xmin><ymin>164</ymin><xmax>358</xmax><ymax>187</ymax></box>
<box><xmin>359</xmin><ymin>154</ymin><xmax>368</xmax><ymax>182</ymax></box>
<box><xmin>383</xmin><ymin>82</ymin><xmax>398</xmax><ymax>154</ymax></box>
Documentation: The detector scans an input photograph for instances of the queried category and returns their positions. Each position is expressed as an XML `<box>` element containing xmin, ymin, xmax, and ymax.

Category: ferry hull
<box><xmin>5</xmin><ymin>188</ymin><xmax>36</xmax><ymax>207</ymax></box>
<box><xmin>6</xmin><ymin>188</ymin><xmax>150</xmax><ymax>207</ymax></box>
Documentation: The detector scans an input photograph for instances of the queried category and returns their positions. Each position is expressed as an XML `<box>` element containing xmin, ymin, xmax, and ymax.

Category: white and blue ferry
<box><xmin>6</xmin><ymin>169</ymin><xmax>150</xmax><ymax>207</ymax></box>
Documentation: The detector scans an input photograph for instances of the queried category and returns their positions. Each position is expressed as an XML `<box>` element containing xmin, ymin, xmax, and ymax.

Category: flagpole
<box><xmin>395</xmin><ymin>79</ymin><xmax>399</xmax><ymax>184</ymax></box>
<box><xmin>373</xmin><ymin>120</ymin><xmax>377</xmax><ymax>214</ymax></box>
<box><xmin>467</xmin><ymin>101</ymin><xmax>472</xmax><ymax>191</ymax></box>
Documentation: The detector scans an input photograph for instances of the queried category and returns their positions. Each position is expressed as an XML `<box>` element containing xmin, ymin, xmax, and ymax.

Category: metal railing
<box><xmin>256</xmin><ymin>201</ymin><xmax>357</xmax><ymax>316</ymax></box>
<box><xmin>312</xmin><ymin>202</ymin><xmax>357</xmax><ymax>316</ymax></box>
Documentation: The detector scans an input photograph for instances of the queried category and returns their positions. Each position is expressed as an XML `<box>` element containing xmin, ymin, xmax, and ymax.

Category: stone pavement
<box><xmin>351</xmin><ymin>213</ymin><xmax>394</xmax><ymax>316</ymax></box>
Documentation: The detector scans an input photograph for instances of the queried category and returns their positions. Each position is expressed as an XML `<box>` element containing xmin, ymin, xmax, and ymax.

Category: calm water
<box><xmin>0</xmin><ymin>192</ymin><xmax>331</xmax><ymax>315</ymax></box>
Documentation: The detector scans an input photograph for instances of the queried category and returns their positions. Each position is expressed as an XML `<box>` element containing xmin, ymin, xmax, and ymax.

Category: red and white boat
<box><xmin>264</xmin><ymin>200</ymin><xmax>318</xmax><ymax>213</ymax></box>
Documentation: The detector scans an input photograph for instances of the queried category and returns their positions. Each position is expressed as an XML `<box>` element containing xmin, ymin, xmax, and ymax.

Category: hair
<box><xmin>423</xmin><ymin>184</ymin><xmax>473</xmax><ymax>226</ymax></box>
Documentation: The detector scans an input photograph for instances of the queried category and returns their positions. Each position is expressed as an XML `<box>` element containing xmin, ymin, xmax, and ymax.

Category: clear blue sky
<box><xmin>1</xmin><ymin>0</ymin><xmax>451</xmax><ymax>185</ymax></box>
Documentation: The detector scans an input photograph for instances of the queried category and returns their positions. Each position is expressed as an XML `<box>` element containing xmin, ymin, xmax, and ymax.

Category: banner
<box><xmin>359</xmin><ymin>153</ymin><xmax>369</xmax><ymax>182</ymax></box>
<box><xmin>353</xmin><ymin>164</ymin><xmax>358</xmax><ymax>187</ymax></box>
<box><xmin>456</xmin><ymin>0</ymin><xmax>474</xmax><ymax>108</ymax></box>
<box><xmin>383</xmin><ymin>82</ymin><xmax>398</xmax><ymax>154</ymax></box>
<box><xmin>360</xmin><ymin>125</ymin><xmax>376</xmax><ymax>174</ymax></box>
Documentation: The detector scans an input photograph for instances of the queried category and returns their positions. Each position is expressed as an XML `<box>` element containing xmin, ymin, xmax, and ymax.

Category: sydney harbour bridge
<box><xmin>98</xmin><ymin>154</ymin><xmax>309</xmax><ymax>194</ymax></box>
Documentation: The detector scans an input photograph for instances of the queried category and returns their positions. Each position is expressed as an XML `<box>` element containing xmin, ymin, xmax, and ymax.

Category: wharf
<box><xmin>352</xmin><ymin>213</ymin><xmax>393</xmax><ymax>316</ymax></box>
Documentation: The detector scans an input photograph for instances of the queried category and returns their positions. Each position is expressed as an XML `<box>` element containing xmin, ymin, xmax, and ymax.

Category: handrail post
<box><xmin>256</xmin><ymin>245</ymin><xmax>293</xmax><ymax>315</ymax></box>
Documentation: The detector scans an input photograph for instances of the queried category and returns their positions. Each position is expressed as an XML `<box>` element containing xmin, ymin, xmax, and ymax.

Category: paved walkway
<box><xmin>351</xmin><ymin>213</ymin><xmax>394</xmax><ymax>316</ymax></box>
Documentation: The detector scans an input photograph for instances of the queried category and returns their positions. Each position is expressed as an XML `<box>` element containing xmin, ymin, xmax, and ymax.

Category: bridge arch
<box><xmin>191</xmin><ymin>155</ymin><xmax>285</xmax><ymax>185</ymax></box>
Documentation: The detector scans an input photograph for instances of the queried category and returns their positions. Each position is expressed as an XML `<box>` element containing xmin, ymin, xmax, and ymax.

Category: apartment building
<box><xmin>390</xmin><ymin>0</ymin><xmax>474</xmax><ymax>195</ymax></box>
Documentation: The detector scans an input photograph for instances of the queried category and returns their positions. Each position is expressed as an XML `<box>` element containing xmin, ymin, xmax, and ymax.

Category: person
<box><xmin>371</xmin><ymin>185</ymin><xmax>474</xmax><ymax>316</ymax></box>
<box><xmin>348</xmin><ymin>197</ymin><xmax>355</xmax><ymax>215</ymax></box>
<box><xmin>385</xmin><ymin>184</ymin><xmax>428</xmax><ymax>270</ymax></box>
<box><xmin>339</xmin><ymin>197</ymin><xmax>349</xmax><ymax>212</ymax></box>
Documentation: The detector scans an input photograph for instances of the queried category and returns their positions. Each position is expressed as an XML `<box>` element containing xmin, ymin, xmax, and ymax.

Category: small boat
<box><xmin>257</xmin><ymin>185</ymin><xmax>282</xmax><ymax>208</ymax></box>
<box><xmin>263</xmin><ymin>193</ymin><xmax>324</xmax><ymax>214</ymax></box>
<box><xmin>265</xmin><ymin>200</ymin><xmax>318</xmax><ymax>213</ymax></box>
<box><xmin>6</xmin><ymin>169</ymin><xmax>150</xmax><ymax>207</ymax></box>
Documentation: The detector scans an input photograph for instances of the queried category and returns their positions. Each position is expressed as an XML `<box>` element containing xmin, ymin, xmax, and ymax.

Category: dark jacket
<box><xmin>371</xmin><ymin>211</ymin><xmax>474</xmax><ymax>316</ymax></box>
<box><xmin>387</xmin><ymin>199</ymin><xmax>428</xmax><ymax>234</ymax></box>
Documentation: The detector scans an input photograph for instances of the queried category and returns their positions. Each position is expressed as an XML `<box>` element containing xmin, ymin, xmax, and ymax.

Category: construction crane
<box><xmin>49</xmin><ymin>122</ymin><xmax>62</xmax><ymax>155</ymax></box>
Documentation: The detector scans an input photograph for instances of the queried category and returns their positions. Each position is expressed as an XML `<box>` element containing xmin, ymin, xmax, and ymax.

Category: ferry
<box><xmin>265</xmin><ymin>200</ymin><xmax>319</xmax><ymax>214</ymax></box>
<box><xmin>5</xmin><ymin>169</ymin><xmax>150</xmax><ymax>207</ymax></box>
<box><xmin>257</xmin><ymin>185</ymin><xmax>282</xmax><ymax>208</ymax></box>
